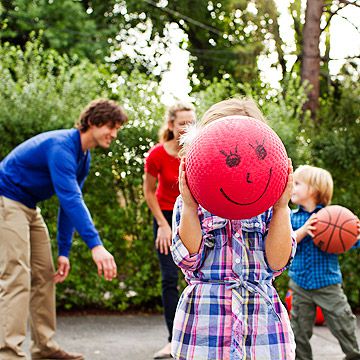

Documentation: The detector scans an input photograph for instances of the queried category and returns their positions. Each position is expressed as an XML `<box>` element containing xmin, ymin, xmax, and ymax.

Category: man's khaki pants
<box><xmin>0</xmin><ymin>196</ymin><xmax>60</xmax><ymax>359</ymax></box>
<box><xmin>290</xmin><ymin>279</ymin><xmax>360</xmax><ymax>360</ymax></box>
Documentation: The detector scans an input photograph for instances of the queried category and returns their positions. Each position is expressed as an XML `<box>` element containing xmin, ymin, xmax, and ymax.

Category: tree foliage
<box><xmin>0</xmin><ymin>0</ymin><xmax>119</xmax><ymax>61</ymax></box>
<box><xmin>115</xmin><ymin>0</ymin><xmax>284</xmax><ymax>85</ymax></box>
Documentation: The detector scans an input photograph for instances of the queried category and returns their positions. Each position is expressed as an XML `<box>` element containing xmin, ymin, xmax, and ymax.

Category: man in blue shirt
<box><xmin>0</xmin><ymin>99</ymin><xmax>127</xmax><ymax>360</ymax></box>
<box><xmin>289</xmin><ymin>165</ymin><xmax>360</xmax><ymax>360</ymax></box>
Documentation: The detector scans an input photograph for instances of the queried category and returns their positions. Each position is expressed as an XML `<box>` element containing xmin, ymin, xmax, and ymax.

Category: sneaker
<box><xmin>153</xmin><ymin>342</ymin><xmax>172</xmax><ymax>359</ymax></box>
<box><xmin>32</xmin><ymin>349</ymin><xmax>84</xmax><ymax>360</ymax></box>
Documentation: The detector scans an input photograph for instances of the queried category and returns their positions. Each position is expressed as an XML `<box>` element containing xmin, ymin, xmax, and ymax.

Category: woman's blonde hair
<box><xmin>294</xmin><ymin>165</ymin><xmax>334</xmax><ymax>206</ymax></box>
<box><xmin>159</xmin><ymin>101</ymin><xmax>195</xmax><ymax>143</ymax></box>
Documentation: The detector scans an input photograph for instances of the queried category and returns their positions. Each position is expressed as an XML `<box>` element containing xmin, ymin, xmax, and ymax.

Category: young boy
<box><xmin>289</xmin><ymin>165</ymin><xmax>360</xmax><ymax>360</ymax></box>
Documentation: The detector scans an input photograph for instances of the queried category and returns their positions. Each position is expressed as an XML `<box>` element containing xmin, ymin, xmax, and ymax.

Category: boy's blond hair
<box><xmin>294</xmin><ymin>165</ymin><xmax>333</xmax><ymax>206</ymax></box>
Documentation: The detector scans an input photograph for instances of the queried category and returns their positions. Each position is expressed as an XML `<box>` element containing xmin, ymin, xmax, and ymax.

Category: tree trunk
<box><xmin>301</xmin><ymin>0</ymin><xmax>323</xmax><ymax>119</ymax></box>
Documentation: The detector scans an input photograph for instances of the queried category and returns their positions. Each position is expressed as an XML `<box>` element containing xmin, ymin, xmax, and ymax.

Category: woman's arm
<box><xmin>143</xmin><ymin>172</ymin><xmax>172</xmax><ymax>255</ymax></box>
<box><xmin>265</xmin><ymin>159</ymin><xmax>294</xmax><ymax>271</ymax></box>
<box><xmin>178</xmin><ymin>158</ymin><xmax>202</xmax><ymax>254</ymax></box>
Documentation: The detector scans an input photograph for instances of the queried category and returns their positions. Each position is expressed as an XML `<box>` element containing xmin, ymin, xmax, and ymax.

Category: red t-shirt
<box><xmin>144</xmin><ymin>143</ymin><xmax>180</xmax><ymax>210</ymax></box>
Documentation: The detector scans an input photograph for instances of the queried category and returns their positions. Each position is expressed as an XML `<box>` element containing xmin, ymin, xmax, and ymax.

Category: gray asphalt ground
<box><xmin>24</xmin><ymin>314</ymin><xmax>359</xmax><ymax>360</ymax></box>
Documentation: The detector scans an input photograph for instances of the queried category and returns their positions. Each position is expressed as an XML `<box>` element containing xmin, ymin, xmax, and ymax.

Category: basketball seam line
<box><xmin>316</xmin><ymin>220</ymin><xmax>358</xmax><ymax>237</ymax></box>
<box><xmin>325</xmin><ymin>208</ymin><xmax>342</xmax><ymax>252</ymax></box>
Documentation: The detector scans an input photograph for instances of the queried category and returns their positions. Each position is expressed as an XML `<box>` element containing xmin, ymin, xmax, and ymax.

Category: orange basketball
<box><xmin>312</xmin><ymin>205</ymin><xmax>358</xmax><ymax>254</ymax></box>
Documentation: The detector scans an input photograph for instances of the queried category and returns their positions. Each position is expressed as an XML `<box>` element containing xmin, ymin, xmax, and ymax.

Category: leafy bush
<box><xmin>311</xmin><ymin>83</ymin><xmax>360</xmax><ymax>308</ymax></box>
<box><xmin>0</xmin><ymin>39</ymin><xmax>166</xmax><ymax>311</ymax></box>
<box><xmin>0</xmin><ymin>39</ymin><xmax>358</xmax><ymax>311</ymax></box>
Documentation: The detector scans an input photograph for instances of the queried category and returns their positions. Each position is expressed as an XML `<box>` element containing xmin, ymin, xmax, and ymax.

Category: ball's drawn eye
<box><xmin>220</xmin><ymin>145</ymin><xmax>241</xmax><ymax>168</ymax></box>
<box><xmin>249</xmin><ymin>138</ymin><xmax>267</xmax><ymax>160</ymax></box>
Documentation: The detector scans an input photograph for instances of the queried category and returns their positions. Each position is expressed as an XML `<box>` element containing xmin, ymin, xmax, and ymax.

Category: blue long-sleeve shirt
<box><xmin>0</xmin><ymin>129</ymin><xmax>102</xmax><ymax>257</ymax></box>
<box><xmin>289</xmin><ymin>205</ymin><xmax>359</xmax><ymax>290</ymax></box>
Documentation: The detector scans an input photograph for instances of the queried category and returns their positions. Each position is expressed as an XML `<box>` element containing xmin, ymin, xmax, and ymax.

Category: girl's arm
<box><xmin>178</xmin><ymin>157</ymin><xmax>202</xmax><ymax>254</ymax></box>
<box><xmin>265</xmin><ymin>159</ymin><xmax>294</xmax><ymax>271</ymax></box>
<box><xmin>143</xmin><ymin>172</ymin><xmax>172</xmax><ymax>255</ymax></box>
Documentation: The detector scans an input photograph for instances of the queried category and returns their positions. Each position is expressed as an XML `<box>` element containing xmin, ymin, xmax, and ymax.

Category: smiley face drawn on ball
<box><xmin>219</xmin><ymin>139</ymin><xmax>273</xmax><ymax>206</ymax></box>
<box><xmin>220</xmin><ymin>145</ymin><xmax>241</xmax><ymax>167</ymax></box>
<box><xmin>249</xmin><ymin>138</ymin><xmax>267</xmax><ymax>160</ymax></box>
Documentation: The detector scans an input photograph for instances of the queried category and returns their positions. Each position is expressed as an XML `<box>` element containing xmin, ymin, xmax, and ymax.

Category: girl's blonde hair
<box><xmin>159</xmin><ymin>102</ymin><xmax>195</xmax><ymax>143</ymax></box>
<box><xmin>294</xmin><ymin>165</ymin><xmax>334</xmax><ymax>206</ymax></box>
<box><xmin>180</xmin><ymin>97</ymin><xmax>266</xmax><ymax>156</ymax></box>
<box><xmin>201</xmin><ymin>97</ymin><xmax>266</xmax><ymax>125</ymax></box>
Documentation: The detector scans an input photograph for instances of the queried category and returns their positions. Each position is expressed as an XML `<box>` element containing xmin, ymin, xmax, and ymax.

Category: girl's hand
<box><xmin>304</xmin><ymin>214</ymin><xmax>318</xmax><ymax>238</ymax></box>
<box><xmin>273</xmin><ymin>158</ymin><xmax>293</xmax><ymax>210</ymax></box>
<box><xmin>179</xmin><ymin>157</ymin><xmax>198</xmax><ymax>210</ymax></box>
<box><xmin>156</xmin><ymin>223</ymin><xmax>172</xmax><ymax>255</ymax></box>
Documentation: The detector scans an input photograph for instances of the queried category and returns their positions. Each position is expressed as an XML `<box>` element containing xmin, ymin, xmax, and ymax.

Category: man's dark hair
<box><xmin>77</xmin><ymin>98</ymin><xmax>128</xmax><ymax>132</ymax></box>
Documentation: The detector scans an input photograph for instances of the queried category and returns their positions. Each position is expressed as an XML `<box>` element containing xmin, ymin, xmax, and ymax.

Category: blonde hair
<box><xmin>180</xmin><ymin>97</ymin><xmax>266</xmax><ymax>156</ymax></box>
<box><xmin>294</xmin><ymin>165</ymin><xmax>334</xmax><ymax>206</ymax></box>
<box><xmin>201</xmin><ymin>97</ymin><xmax>266</xmax><ymax>125</ymax></box>
<box><xmin>159</xmin><ymin>101</ymin><xmax>195</xmax><ymax>143</ymax></box>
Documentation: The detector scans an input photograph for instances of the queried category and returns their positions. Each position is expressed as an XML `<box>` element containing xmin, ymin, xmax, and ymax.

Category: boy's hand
<box><xmin>303</xmin><ymin>214</ymin><xmax>318</xmax><ymax>238</ymax></box>
<box><xmin>179</xmin><ymin>157</ymin><xmax>198</xmax><ymax>210</ymax></box>
<box><xmin>273</xmin><ymin>158</ymin><xmax>293</xmax><ymax>210</ymax></box>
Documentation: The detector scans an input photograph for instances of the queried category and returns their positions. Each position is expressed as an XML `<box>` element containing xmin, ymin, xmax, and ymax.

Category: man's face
<box><xmin>91</xmin><ymin>123</ymin><xmax>121</xmax><ymax>149</ymax></box>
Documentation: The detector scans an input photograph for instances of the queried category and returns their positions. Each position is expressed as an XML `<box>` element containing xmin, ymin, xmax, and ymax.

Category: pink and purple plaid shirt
<box><xmin>171</xmin><ymin>196</ymin><xmax>296</xmax><ymax>360</ymax></box>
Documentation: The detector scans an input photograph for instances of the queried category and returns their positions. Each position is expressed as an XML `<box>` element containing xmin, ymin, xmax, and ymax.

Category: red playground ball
<box><xmin>312</xmin><ymin>205</ymin><xmax>358</xmax><ymax>254</ymax></box>
<box><xmin>185</xmin><ymin>115</ymin><xmax>288</xmax><ymax>219</ymax></box>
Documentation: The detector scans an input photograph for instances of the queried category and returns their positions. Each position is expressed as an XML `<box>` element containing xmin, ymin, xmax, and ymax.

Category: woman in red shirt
<box><xmin>144</xmin><ymin>102</ymin><xmax>195</xmax><ymax>359</ymax></box>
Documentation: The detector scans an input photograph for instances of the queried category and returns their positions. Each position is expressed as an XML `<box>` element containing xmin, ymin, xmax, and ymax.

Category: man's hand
<box><xmin>54</xmin><ymin>256</ymin><xmax>70</xmax><ymax>283</ymax></box>
<box><xmin>91</xmin><ymin>245</ymin><xmax>117</xmax><ymax>281</ymax></box>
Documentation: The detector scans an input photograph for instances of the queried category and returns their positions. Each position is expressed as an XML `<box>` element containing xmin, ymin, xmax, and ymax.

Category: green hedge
<box><xmin>0</xmin><ymin>39</ymin><xmax>358</xmax><ymax>311</ymax></box>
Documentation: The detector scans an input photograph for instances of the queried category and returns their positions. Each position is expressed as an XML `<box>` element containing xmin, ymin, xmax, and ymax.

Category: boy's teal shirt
<box><xmin>289</xmin><ymin>205</ymin><xmax>359</xmax><ymax>290</ymax></box>
<box><xmin>0</xmin><ymin>129</ymin><xmax>102</xmax><ymax>257</ymax></box>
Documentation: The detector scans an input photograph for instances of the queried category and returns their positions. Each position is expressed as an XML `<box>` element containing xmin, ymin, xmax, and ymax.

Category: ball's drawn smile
<box><xmin>220</xmin><ymin>168</ymin><xmax>273</xmax><ymax>206</ymax></box>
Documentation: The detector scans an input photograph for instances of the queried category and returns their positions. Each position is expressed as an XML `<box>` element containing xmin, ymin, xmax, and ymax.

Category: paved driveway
<box><xmin>24</xmin><ymin>314</ymin><xmax>359</xmax><ymax>360</ymax></box>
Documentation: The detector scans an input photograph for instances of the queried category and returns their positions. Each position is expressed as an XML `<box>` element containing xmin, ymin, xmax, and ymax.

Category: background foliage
<box><xmin>0</xmin><ymin>39</ymin><xmax>358</xmax><ymax>311</ymax></box>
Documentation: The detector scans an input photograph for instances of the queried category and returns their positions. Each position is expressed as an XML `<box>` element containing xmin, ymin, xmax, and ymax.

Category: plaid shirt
<box><xmin>289</xmin><ymin>205</ymin><xmax>343</xmax><ymax>290</ymax></box>
<box><xmin>171</xmin><ymin>196</ymin><xmax>296</xmax><ymax>360</ymax></box>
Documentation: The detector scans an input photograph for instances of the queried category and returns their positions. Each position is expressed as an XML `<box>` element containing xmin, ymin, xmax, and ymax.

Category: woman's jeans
<box><xmin>153</xmin><ymin>210</ymin><xmax>179</xmax><ymax>342</ymax></box>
